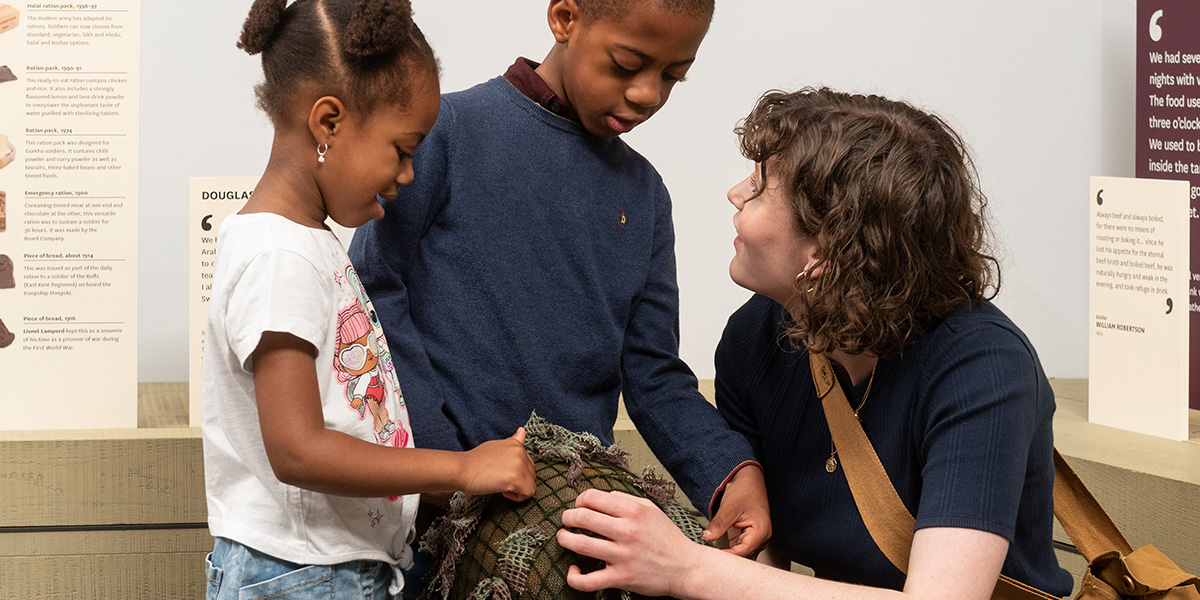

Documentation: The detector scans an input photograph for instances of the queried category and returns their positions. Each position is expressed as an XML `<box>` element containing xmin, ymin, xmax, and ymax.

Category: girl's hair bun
<box><xmin>240</xmin><ymin>0</ymin><xmax>436</xmax><ymax>123</ymax></box>
<box><xmin>344</xmin><ymin>0</ymin><xmax>415</xmax><ymax>57</ymax></box>
<box><xmin>237</xmin><ymin>0</ymin><xmax>287</xmax><ymax>56</ymax></box>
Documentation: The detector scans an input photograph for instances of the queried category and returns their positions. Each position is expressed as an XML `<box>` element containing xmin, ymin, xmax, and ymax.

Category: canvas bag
<box><xmin>808</xmin><ymin>352</ymin><xmax>1200</xmax><ymax>600</ymax></box>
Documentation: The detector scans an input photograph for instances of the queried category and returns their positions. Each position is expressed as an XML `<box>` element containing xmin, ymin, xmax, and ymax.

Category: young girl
<box><xmin>201</xmin><ymin>1</ymin><xmax>536</xmax><ymax>598</ymax></box>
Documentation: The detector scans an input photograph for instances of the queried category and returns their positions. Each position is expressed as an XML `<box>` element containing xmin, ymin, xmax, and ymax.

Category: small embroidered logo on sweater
<box><xmin>618</xmin><ymin>210</ymin><xmax>628</xmax><ymax>228</ymax></box>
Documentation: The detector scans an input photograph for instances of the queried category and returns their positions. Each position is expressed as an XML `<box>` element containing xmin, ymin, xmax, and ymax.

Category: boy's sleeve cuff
<box><xmin>707</xmin><ymin>460</ymin><xmax>763</xmax><ymax>519</ymax></box>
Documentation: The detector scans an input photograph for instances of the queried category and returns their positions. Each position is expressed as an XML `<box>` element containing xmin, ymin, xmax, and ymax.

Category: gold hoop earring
<box><xmin>317</xmin><ymin>142</ymin><xmax>328</xmax><ymax>164</ymax></box>
<box><xmin>796</xmin><ymin>270</ymin><xmax>815</xmax><ymax>293</ymax></box>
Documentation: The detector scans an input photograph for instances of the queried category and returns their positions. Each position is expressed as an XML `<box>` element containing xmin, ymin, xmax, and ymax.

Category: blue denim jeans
<box><xmin>206</xmin><ymin>538</ymin><xmax>395</xmax><ymax>600</ymax></box>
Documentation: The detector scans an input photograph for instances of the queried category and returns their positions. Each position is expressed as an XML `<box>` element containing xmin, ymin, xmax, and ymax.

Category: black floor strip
<box><xmin>0</xmin><ymin>522</ymin><xmax>209</xmax><ymax>534</ymax></box>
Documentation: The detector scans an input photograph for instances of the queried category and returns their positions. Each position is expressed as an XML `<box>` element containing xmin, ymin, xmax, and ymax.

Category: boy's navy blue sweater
<box><xmin>349</xmin><ymin>76</ymin><xmax>756</xmax><ymax>513</ymax></box>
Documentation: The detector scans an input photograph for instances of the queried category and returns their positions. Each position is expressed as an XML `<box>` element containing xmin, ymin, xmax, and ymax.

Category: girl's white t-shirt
<box><xmin>201</xmin><ymin>212</ymin><xmax>418</xmax><ymax>571</ymax></box>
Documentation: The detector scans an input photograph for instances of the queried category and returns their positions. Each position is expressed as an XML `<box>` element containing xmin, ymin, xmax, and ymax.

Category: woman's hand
<box><xmin>559</xmin><ymin>488</ymin><xmax>1010</xmax><ymax>600</ymax></box>
<box><xmin>459</xmin><ymin>427</ymin><xmax>537</xmax><ymax>501</ymax></box>
<box><xmin>703</xmin><ymin>464</ymin><xmax>771</xmax><ymax>557</ymax></box>
<box><xmin>557</xmin><ymin>489</ymin><xmax>704</xmax><ymax>597</ymax></box>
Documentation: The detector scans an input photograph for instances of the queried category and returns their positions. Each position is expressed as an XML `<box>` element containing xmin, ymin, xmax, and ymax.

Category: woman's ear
<box><xmin>801</xmin><ymin>263</ymin><xmax>824</xmax><ymax>283</ymax></box>
<box><xmin>307</xmin><ymin>96</ymin><xmax>348</xmax><ymax>145</ymax></box>
<box><xmin>801</xmin><ymin>238</ymin><xmax>826</xmax><ymax>279</ymax></box>
<box><xmin>546</xmin><ymin>0</ymin><xmax>581</xmax><ymax>44</ymax></box>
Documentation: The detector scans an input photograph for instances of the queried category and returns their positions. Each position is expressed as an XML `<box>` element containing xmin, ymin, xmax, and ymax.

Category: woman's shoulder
<box><xmin>927</xmin><ymin>300</ymin><xmax>1035</xmax><ymax>352</ymax></box>
<box><xmin>908</xmin><ymin>301</ymin><xmax>1048</xmax><ymax>394</ymax></box>
<box><xmin>905</xmin><ymin>301</ymin><xmax>1055</xmax><ymax>444</ymax></box>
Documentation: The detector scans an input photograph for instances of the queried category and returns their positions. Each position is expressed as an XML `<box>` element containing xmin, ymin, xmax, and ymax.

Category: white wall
<box><xmin>139</xmin><ymin>0</ymin><xmax>1136</xmax><ymax>382</ymax></box>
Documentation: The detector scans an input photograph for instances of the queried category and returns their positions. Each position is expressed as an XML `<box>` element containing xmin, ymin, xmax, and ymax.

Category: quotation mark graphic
<box><xmin>1166</xmin><ymin>297</ymin><xmax>1174</xmax><ymax>314</ymax></box>
<box><xmin>1096</xmin><ymin>189</ymin><xmax>1103</xmax><ymax>206</ymax></box>
<box><xmin>1149</xmin><ymin>9</ymin><xmax>1164</xmax><ymax>42</ymax></box>
<box><xmin>201</xmin><ymin>214</ymin><xmax>213</xmax><ymax>231</ymax></box>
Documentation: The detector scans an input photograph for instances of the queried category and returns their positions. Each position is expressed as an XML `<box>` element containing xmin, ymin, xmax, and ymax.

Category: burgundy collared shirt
<box><xmin>503</xmin><ymin>57</ymin><xmax>579</xmax><ymax>123</ymax></box>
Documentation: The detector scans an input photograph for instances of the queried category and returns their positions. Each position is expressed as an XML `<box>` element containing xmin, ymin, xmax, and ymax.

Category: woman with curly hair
<box><xmin>556</xmin><ymin>87</ymin><xmax>1074</xmax><ymax>599</ymax></box>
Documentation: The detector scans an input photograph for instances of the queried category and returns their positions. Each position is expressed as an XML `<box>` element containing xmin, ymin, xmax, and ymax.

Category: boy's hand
<box><xmin>702</xmin><ymin>464</ymin><xmax>771</xmax><ymax>557</ymax></box>
<box><xmin>461</xmin><ymin>427</ymin><xmax>536</xmax><ymax>501</ymax></box>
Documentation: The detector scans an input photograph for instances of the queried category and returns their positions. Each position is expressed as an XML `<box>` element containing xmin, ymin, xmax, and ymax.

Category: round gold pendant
<box><xmin>825</xmin><ymin>456</ymin><xmax>838</xmax><ymax>473</ymax></box>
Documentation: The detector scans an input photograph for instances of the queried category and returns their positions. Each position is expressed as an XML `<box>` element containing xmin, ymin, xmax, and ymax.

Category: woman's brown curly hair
<box><xmin>735</xmin><ymin>87</ymin><xmax>1000</xmax><ymax>358</ymax></box>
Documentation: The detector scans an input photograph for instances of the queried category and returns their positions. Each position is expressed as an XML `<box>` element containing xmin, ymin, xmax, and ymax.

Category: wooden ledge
<box><xmin>1049</xmin><ymin>378</ymin><xmax>1200</xmax><ymax>479</ymax></box>
<box><xmin>1</xmin><ymin>378</ymin><xmax>1195</xmax><ymax>600</ymax></box>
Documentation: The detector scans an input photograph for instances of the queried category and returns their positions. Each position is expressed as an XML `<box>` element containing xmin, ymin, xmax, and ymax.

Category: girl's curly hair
<box><xmin>237</xmin><ymin>0</ymin><xmax>438</xmax><ymax>123</ymax></box>
<box><xmin>736</xmin><ymin>87</ymin><xmax>1000</xmax><ymax>358</ymax></box>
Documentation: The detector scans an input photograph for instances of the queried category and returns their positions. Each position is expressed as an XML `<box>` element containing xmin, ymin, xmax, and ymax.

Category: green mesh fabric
<box><xmin>419</xmin><ymin>413</ymin><xmax>707</xmax><ymax>600</ymax></box>
<box><xmin>497</xmin><ymin>526</ymin><xmax>550</xmax><ymax>595</ymax></box>
<box><xmin>468</xmin><ymin>577</ymin><xmax>510</xmax><ymax>600</ymax></box>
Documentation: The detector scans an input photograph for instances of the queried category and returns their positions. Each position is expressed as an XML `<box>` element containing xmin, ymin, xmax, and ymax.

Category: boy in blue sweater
<box><xmin>349</xmin><ymin>0</ymin><xmax>768</xmax><ymax>564</ymax></box>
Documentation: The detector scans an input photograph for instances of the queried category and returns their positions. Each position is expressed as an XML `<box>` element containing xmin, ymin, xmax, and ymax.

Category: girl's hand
<box><xmin>557</xmin><ymin>489</ymin><xmax>703</xmax><ymax>598</ymax></box>
<box><xmin>460</xmin><ymin>427</ymin><xmax>536</xmax><ymax>501</ymax></box>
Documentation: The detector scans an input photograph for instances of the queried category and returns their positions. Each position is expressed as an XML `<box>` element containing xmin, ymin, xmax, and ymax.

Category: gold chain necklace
<box><xmin>825</xmin><ymin>361</ymin><xmax>878</xmax><ymax>474</ymax></box>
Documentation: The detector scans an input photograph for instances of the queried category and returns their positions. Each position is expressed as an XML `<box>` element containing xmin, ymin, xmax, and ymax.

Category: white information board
<box><xmin>188</xmin><ymin>177</ymin><xmax>256</xmax><ymax>427</ymax></box>
<box><xmin>1088</xmin><ymin>176</ymin><xmax>1191</xmax><ymax>441</ymax></box>
<box><xmin>0</xmin><ymin>0</ymin><xmax>141</xmax><ymax>430</ymax></box>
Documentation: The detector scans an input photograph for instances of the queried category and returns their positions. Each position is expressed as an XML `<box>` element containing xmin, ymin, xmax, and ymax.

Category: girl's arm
<box><xmin>557</xmin><ymin>489</ymin><xmax>1009</xmax><ymax>600</ymax></box>
<box><xmin>253</xmin><ymin>331</ymin><xmax>536</xmax><ymax>500</ymax></box>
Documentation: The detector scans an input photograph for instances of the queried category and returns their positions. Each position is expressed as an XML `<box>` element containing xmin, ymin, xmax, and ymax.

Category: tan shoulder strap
<box><xmin>809</xmin><ymin>351</ymin><xmax>915</xmax><ymax>571</ymax></box>
<box><xmin>809</xmin><ymin>352</ymin><xmax>1062</xmax><ymax>599</ymax></box>
<box><xmin>1049</xmin><ymin>449</ymin><xmax>1133</xmax><ymax>560</ymax></box>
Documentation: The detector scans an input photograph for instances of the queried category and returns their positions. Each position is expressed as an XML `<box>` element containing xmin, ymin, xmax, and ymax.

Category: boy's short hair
<box><xmin>576</xmin><ymin>0</ymin><xmax>715</xmax><ymax>22</ymax></box>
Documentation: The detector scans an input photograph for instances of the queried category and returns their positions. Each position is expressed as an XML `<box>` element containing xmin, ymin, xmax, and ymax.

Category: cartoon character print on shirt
<box><xmin>334</xmin><ymin>261</ymin><xmax>414</xmax><ymax>506</ymax></box>
<box><xmin>343</xmin><ymin>264</ymin><xmax>402</xmax><ymax>406</ymax></box>
<box><xmin>334</xmin><ymin>302</ymin><xmax>401</xmax><ymax>446</ymax></box>
<box><xmin>333</xmin><ymin>264</ymin><xmax>410</xmax><ymax>451</ymax></box>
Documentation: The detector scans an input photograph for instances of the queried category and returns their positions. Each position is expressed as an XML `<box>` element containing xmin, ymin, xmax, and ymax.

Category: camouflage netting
<box><xmin>418</xmin><ymin>413</ymin><xmax>709</xmax><ymax>600</ymax></box>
